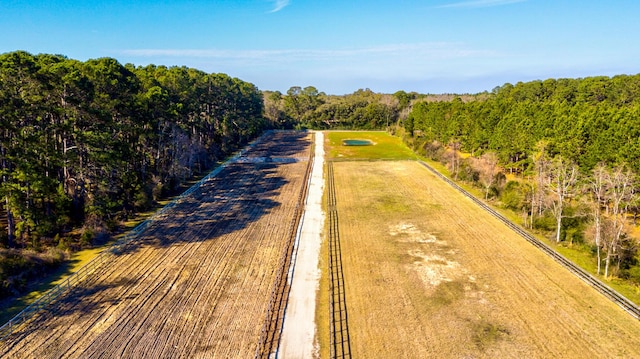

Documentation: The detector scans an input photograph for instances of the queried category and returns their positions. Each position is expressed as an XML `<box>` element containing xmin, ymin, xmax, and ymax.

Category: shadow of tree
<box><xmin>2</xmin><ymin>275</ymin><xmax>137</xmax><ymax>345</ymax></box>
<box><xmin>123</xmin><ymin>162</ymin><xmax>289</xmax><ymax>250</ymax></box>
<box><xmin>244</xmin><ymin>130</ymin><xmax>312</xmax><ymax>159</ymax></box>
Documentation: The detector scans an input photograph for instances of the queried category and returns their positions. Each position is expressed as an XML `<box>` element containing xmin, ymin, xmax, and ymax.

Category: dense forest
<box><xmin>0</xmin><ymin>51</ymin><xmax>266</xmax><ymax>297</ymax></box>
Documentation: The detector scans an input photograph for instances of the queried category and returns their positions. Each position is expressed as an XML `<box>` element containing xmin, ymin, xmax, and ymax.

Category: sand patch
<box><xmin>409</xmin><ymin>249</ymin><xmax>463</xmax><ymax>287</ymax></box>
<box><xmin>389</xmin><ymin>222</ymin><xmax>439</xmax><ymax>244</ymax></box>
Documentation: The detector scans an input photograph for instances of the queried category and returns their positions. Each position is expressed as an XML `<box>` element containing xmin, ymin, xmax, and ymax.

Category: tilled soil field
<box><xmin>1</xmin><ymin>131</ymin><xmax>313</xmax><ymax>359</ymax></box>
<box><xmin>328</xmin><ymin>160</ymin><xmax>640</xmax><ymax>358</ymax></box>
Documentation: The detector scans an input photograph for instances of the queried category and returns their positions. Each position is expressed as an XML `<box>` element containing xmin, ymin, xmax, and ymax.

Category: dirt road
<box><xmin>278</xmin><ymin>131</ymin><xmax>325</xmax><ymax>358</ymax></box>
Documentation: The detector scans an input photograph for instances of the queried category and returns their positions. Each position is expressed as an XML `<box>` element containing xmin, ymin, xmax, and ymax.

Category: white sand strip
<box><xmin>277</xmin><ymin>131</ymin><xmax>325</xmax><ymax>359</ymax></box>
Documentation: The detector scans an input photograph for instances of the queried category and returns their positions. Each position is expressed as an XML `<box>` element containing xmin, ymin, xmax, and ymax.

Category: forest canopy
<box><xmin>0</xmin><ymin>51</ymin><xmax>267</xmax><ymax>252</ymax></box>
<box><xmin>405</xmin><ymin>76</ymin><xmax>640</xmax><ymax>174</ymax></box>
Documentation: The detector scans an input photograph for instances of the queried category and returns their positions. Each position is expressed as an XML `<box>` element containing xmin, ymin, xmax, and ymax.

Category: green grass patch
<box><xmin>0</xmin><ymin>246</ymin><xmax>103</xmax><ymax>324</ymax></box>
<box><xmin>326</xmin><ymin>131</ymin><xmax>416</xmax><ymax>160</ymax></box>
<box><xmin>555</xmin><ymin>245</ymin><xmax>640</xmax><ymax>304</ymax></box>
<box><xmin>430</xmin><ymin>280</ymin><xmax>465</xmax><ymax>307</ymax></box>
<box><xmin>472</xmin><ymin>319</ymin><xmax>510</xmax><ymax>350</ymax></box>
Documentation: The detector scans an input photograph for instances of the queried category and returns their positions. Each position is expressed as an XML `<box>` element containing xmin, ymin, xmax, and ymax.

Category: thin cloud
<box><xmin>122</xmin><ymin>43</ymin><xmax>496</xmax><ymax>62</ymax></box>
<box><xmin>269</xmin><ymin>0</ymin><xmax>290</xmax><ymax>13</ymax></box>
<box><xmin>437</xmin><ymin>0</ymin><xmax>526</xmax><ymax>8</ymax></box>
<box><xmin>120</xmin><ymin>43</ymin><xmax>502</xmax><ymax>86</ymax></box>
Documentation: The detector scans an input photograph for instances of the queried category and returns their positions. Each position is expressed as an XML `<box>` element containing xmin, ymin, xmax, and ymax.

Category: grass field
<box><xmin>321</xmin><ymin>158</ymin><xmax>640</xmax><ymax>358</ymax></box>
<box><xmin>326</xmin><ymin>131</ymin><xmax>416</xmax><ymax>160</ymax></box>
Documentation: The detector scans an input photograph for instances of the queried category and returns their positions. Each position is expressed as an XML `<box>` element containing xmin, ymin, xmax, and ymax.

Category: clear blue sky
<box><xmin>2</xmin><ymin>0</ymin><xmax>639</xmax><ymax>95</ymax></box>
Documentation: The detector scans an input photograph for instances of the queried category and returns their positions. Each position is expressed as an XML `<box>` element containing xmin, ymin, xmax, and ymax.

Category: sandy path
<box><xmin>277</xmin><ymin>131</ymin><xmax>325</xmax><ymax>358</ymax></box>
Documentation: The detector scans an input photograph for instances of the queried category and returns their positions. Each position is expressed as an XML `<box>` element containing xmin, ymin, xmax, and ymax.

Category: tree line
<box><xmin>263</xmin><ymin>86</ymin><xmax>410</xmax><ymax>130</ymax></box>
<box><xmin>404</xmin><ymin>75</ymin><xmax>640</xmax><ymax>282</ymax></box>
<box><xmin>0</xmin><ymin>51</ymin><xmax>265</xmax><ymax>252</ymax></box>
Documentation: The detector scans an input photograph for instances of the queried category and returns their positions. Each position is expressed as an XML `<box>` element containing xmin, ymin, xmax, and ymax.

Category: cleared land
<box><xmin>0</xmin><ymin>131</ymin><xmax>312</xmax><ymax>359</ymax></box>
<box><xmin>324</xmin><ymin>159</ymin><xmax>640</xmax><ymax>358</ymax></box>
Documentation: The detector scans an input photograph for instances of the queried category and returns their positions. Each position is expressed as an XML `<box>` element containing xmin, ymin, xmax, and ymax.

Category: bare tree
<box><xmin>448</xmin><ymin>140</ymin><xmax>461</xmax><ymax>180</ymax></box>
<box><xmin>477</xmin><ymin>151</ymin><xmax>499</xmax><ymax>200</ymax></box>
<box><xmin>546</xmin><ymin>156</ymin><xmax>579</xmax><ymax>243</ymax></box>
<box><xmin>532</xmin><ymin>141</ymin><xmax>551</xmax><ymax>219</ymax></box>
<box><xmin>589</xmin><ymin>163</ymin><xmax>608</xmax><ymax>275</ymax></box>
<box><xmin>603</xmin><ymin>165</ymin><xmax>635</xmax><ymax>278</ymax></box>
<box><xmin>520</xmin><ymin>179</ymin><xmax>535</xmax><ymax>229</ymax></box>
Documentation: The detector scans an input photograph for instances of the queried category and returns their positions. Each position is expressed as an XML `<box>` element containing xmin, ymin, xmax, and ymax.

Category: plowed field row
<box><xmin>1</xmin><ymin>131</ymin><xmax>313</xmax><ymax>358</ymax></box>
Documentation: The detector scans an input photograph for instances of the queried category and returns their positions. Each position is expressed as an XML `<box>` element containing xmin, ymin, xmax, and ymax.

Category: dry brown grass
<box><xmin>325</xmin><ymin>160</ymin><xmax>640</xmax><ymax>358</ymax></box>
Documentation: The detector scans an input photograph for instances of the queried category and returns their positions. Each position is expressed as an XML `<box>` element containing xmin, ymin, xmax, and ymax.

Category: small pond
<box><xmin>342</xmin><ymin>139</ymin><xmax>374</xmax><ymax>146</ymax></box>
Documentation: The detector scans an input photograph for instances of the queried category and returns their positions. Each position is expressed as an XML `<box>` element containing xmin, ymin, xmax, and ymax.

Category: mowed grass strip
<box><xmin>326</xmin><ymin>131</ymin><xmax>416</xmax><ymax>160</ymax></box>
<box><xmin>327</xmin><ymin>161</ymin><xmax>640</xmax><ymax>358</ymax></box>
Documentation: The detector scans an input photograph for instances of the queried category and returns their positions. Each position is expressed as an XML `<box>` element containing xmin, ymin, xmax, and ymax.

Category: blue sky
<box><xmin>2</xmin><ymin>0</ymin><xmax>639</xmax><ymax>94</ymax></box>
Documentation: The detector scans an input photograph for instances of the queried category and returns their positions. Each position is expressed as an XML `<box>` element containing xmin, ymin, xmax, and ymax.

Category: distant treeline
<box><xmin>263</xmin><ymin>86</ymin><xmax>407</xmax><ymax>130</ymax></box>
<box><xmin>0</xmin><ymin>51</ymin><xmax>267</xmax><ymax>250</ymax></box>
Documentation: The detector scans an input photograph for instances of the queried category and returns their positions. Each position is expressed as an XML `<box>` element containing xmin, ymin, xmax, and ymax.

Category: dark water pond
<box><xmin>342</xmin><ymin>139</ymin><xmax>373</xmax><ymax>146</ymax></box>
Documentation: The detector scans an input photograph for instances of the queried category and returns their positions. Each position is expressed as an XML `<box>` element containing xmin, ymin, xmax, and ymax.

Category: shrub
<box><xmin>533</xmin><ymin>212</ymin><xmax>556</xmax><ymax>231</ymax></box>
<box><xmin>80</xmin><ymin>228</ymin><xmax>94</xmax><ymax>246</ymax></box>
<box><xmin>134</xmin><ymin>189</ymin><xmax>153</xmax><ymax>211</ymax></box>
<box><xmin>500</xmin><ymin>181</ymin><xmax>523</xmax><ymax>210</ymax></box>
<box><xmin>457</xmin><ymin>159</ymin><xmax>480</xmax><ymax>183</ymax></box>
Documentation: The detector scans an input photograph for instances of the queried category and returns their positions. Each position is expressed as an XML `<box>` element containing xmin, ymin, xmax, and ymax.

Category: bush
<box><xmin>423</xmin><ymin>140</ymin><xmax>445</xmax><ymax>161</ymax></box>
<box><xmin>500</xmin><ymin>181</ymin><xmax>523</xmax><ymax>210</ymax></box>
<box><xmin>457</xmin><ymin>158</ymin><xmax>479</xmax><ymax>183</ymax></box>
<box><xmin>42</xmin><ymin>247</ymin><xmax>67</xmax><ymax>265</ymax></box>
<box><xmin>80</xmin><ymin>228</ymin><xmax>94</xmax><ymax>246</ymax></box>
<box><xmin>0</xmin><ymin>248</ymin><xmax>65</xmax><ymax>299</ymax></box>
<box><xmin>625</xmin><ymin>266</ymin><xmax>640</xmax><ymax>285</ymax></box>
<box><xmin>533</xmin><ymin>212</ymin><xmax>556</xmax><ymax>231</ymax></box>
<box><xmin>134</xmin><ymin>189</ymin><xmax>153</xmax><ymax>211</ymax></box>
